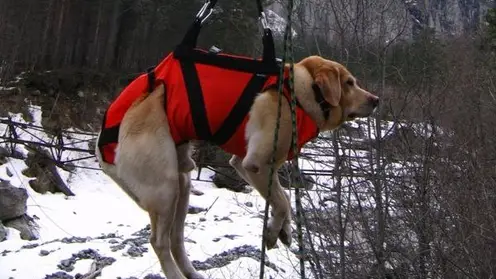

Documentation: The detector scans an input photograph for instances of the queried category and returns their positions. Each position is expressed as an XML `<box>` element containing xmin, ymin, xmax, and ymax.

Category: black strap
<box><xmin>97</xmin><ymin>109</ymin><xmax>120</xmax><ymax>162</ymax></box>
<box><xmin>174</xmin><ymin>47</ymin><xmax>280</xmax><ymax>75</ymax></box>
<box><xmin>179</xmin><ymin>60</ymin><xmax>212</xmax><ymax>140</ymax></box>
<box><xmin>311</xmin><ymin>83</ymin><xmax>331</xmax><ymax>120</ymax></box>
<box><xmin>146</xmin><ymin>66</ymin><xmax>156</xmax><ymax>93</ymax></box>
<box><xmin>262</xmin><ymin>29</ymin><xmax>277</xmax><ymax>66</ymax></box>
<box><xmin>255</xmin><ymin>0</ymin><xmax>263</xmax><ymax>16</ymax></box>
<box><xmin>180</xmin><ymin>0</ymin><xmax>276</xmax><ymax>65</ymax></box>
<box><xmin>210</xmin><ymin>74</ymin><xmax>269</xmax><ymax>145</ymax></box>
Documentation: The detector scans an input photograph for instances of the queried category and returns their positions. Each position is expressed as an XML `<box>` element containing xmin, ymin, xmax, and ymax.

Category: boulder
<box><xmin>0</xmin><ymin>146</ymin><xmax>25</xmax><ymax>164</ymax></box>
<box><xmin>278</xmin><ymin>163</ymin><xmax>315</xmax><ymax>190</ymax></box>
<box><xmin>193</xmin><ymin>142</ymin><xmax>249</xmax><ymax>192</ymax></box>
<box><xmin>23</xmin><ymin>145</ymin><xmax>75</xmax><ymax>196</ymax></box>
<box><xmin>211</xmin><ymin>167</ymin><xmax>249</xmax><ymax>193</ymax></box>
<box><xmin>0</xmin><ymin>179</ymin><xmax>28</xmax><ymax>221</ymax></box>
<box><xmin>0</xmin><ymin>221</ymin><xmax>7</xmax><ymax>242</ymax></box>
<box><xmin>3</xmin><ymin>214</ymin><xmax>40</xmax><ymax>240</ymax></box>
<box><xmin>193</xmin><ymin>142</ymin><xmax>314</xmax><ymax>191</ymax></box>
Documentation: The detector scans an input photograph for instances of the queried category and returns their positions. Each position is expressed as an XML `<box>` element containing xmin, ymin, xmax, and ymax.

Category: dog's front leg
<box><xmin>231</xmin><ymin>154</ymin><xmax>292</xmax><ymax>249</ymax></box>
<box><xmin>246</xmin><ymin>164</ymin><xmax>292</xmax><ymax>249</ymax></box>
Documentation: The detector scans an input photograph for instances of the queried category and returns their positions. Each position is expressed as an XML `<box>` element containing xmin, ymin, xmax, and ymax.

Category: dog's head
<box><xmin>300</xmin><ymin>56</ymin><xmax>379</xmax><ymax>128</ymax></box>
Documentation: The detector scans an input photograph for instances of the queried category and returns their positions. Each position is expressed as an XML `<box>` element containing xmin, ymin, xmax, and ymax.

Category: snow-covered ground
<box><xmin>0</xmin><ymin>105</ymin><xmax>305</xmax><ymax>279</ymax></box>
<box><xmin>0</xmin><ymin>103</ymin><xmax>432</xmax><ymax>279</ymax></box>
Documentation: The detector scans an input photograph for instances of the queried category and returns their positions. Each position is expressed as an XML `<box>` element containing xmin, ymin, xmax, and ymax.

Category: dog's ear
<box><xmin>314</xmin><ymin>67</ymin><xmax>341</xmax><ymax>107</ymax></box>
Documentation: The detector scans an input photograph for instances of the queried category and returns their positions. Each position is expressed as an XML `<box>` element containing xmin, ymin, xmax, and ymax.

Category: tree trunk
<box><xmin>38</xmin><ymin>0</ymin><xmax>54</xmax><ymax>69</ymax></box>
<box><xmin>333</xmin><ymin>131</ymin><xmax>347</xmax><ymax>279</ymax></box>
<box><xmin>104</xmin><ymin>0</ymin><xmax>123</xmax><ymax>68</ymax></box>
<box><xmin>54</xmin><ymin>0</ymin><xmax>66</xmax><ymax>68</ymax></box>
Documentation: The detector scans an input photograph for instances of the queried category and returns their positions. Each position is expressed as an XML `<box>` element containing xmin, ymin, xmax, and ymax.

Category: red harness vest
<box><xmin>98</xmin><ymin>50</ymin><xmax>319</xmax><ymax>165</ymax></box>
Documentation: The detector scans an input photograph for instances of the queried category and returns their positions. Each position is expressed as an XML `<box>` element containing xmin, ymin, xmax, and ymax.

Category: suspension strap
<box><xmin>146</xmin><ymin>66</ymin><xmax>156</xmax><ymax>93</ymax></box>
<box><xmin>179</xmin><ymin>0</ymin><xmax>277</xmax><ymax>66</ymax></box>
<box><xmin>179</xmin><ymin>60</ymin><xmax>213</xmax><ymax>140</ymax></box>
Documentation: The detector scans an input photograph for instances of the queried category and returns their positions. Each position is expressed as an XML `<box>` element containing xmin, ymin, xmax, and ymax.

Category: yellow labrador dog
<box><xmin>96</xmin><ymin>55</ymin><xmax>378</xmax><ymax>279</ymax></box>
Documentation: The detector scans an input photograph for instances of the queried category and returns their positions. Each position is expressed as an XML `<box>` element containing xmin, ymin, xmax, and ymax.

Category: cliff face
<box><xmin>406</xmin><ymin>0</ymin><xmax>492</xmax><ymax>36</ymax></box>
<box><xmin>268</xmin><ymin>0</ymin><xmax>495</xmax><ymax>42</ymax></box>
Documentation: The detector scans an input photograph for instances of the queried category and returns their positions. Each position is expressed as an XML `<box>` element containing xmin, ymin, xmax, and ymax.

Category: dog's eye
<box><xmin>346</xmin><ymin>79</ymin><xmax>354</xmax><ymax>86</ymax></box>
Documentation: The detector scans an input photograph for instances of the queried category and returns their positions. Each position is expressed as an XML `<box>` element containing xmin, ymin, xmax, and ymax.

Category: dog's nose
<box><xmin>370</xmin><ymin>96</ymin><xmax>379</xmax><ymax>107</ymax></box>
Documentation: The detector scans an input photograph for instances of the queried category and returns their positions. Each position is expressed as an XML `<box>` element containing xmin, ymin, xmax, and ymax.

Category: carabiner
<box><xmin>259</xmin><ymin>11</ymin><xmax>268</xmax><ymax>30</ymax></box>
<box><xmin>196</xmin><ymin>1</ymin><xmax>215</xmax><ymax>25</ymax></box>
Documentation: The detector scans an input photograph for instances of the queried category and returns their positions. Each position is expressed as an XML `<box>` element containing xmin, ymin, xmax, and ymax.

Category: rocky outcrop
<box><xmin>23</xmin><ymin>145</ymin><xmax>75</xmax><ymax>196</ymax></box>
<box><xmin>0</xmin><ymin>221</ymin><xmax>7</xmax><ymax>242</ymax></box>
<box><xmin>192</xmin><ymin>142</ymin><xmax>314</xmax><ymax>192</ymax></box>
<box><xmin>0</xmin><ymin>179</ymin><xmax>28</xmax><ymax>220</ymax></box>
<box><xmin>3</xmin><ymin>214</ymin><xmax>39</xmax><ymax>240</ymax></box>
<box><xmin>0</xmin><ymin>179</ymin><xmax>39</xmax><ymax>241</ymax></box>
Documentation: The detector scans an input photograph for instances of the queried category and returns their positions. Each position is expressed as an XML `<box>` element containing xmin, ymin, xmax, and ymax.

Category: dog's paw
<box><xmin>278</xmin><ymin>219</ymin><xmax>292</xmax><ymax>247</ymax></box>
<box><xmin>265</xmin><ymin>219</ymin><xmax>282</xmax><ymax>250</ymax></box>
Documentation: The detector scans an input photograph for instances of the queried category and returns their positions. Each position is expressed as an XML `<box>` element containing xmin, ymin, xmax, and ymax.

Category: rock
<box><xmin>23</xmin><ymin>145</ymin><xmax>74</xmax><ymax>196</ymax></box>
<box><xmin>0</xmin><ymin>180</ymin><xmax>28</xmax><ymax>221</ymax></box>
<box><xmin>87</xmin><ymin>139</ymin><xmax>96</xmax><ymax>155</ymax></box>
<box><xmin>223</xmin><ymin>234</ymin><xmax>239</xmax><ymax>240</ymax></box>
<box><xmin>278</xmin><ymin>163</ymin><xmax>315</xmax><ymax>190</ymax></box>
<box><xmin>58</xmin><ymin>248</ymin><xmax>116</xmax><ymax>273</ymax></box>
<box><xmin>192</xmin><ymin>142</ymin><xmax>249</xmax><ymax>192</ymax></box>
<box><xmin>190</xmin><ymin>187</ymin><xmax>204</xmax><ymax>196</ymax></box>
<box><xmin>214</xmin><ymin>216</ymin><xmax>232</xmax><ymax>222</ymax></box>
<box><xmin>244</xmin><ymin>201</ymin><xmax>253</xmax><ymax>207</ymax></box>
<box><xmin>199</xmin><ymin>217</ymin><xmax>207</xmax><ymax>222</ymax></box>
<box><xmin>192</xmin><ymin>244</ymin><xmax>279</xmax><ymax>272</ymax></box>
<box><xmin>3</xmin><ymin>214</ymin><xmax>40</xmax><ymax>240</ymax></box>
<box><xmin>5</xmin><ymin>167</ymin><xmax>13</xmax><ymax>177</ymax></box>
<box><xmin>0</xmin><ymin>146</ymin><xmax>25</xmax><ymax>161</ymax></box>
<box><xmin>0</xmin><ymin>221</ymin><xmax>7</xmax><ymax>242</ymax></box>
<box><xmin>126</xmin><ymin>245</ymin><xmax>148</xmax><ymax>257</ymax></box>
<box><xmin>211</xmin><ymin>167</ymin><xmax>249</xmax><ymax>192</ymax></box>
<box><xmin>21</xmin><ymin>243</ymin><xmax>39</xmax><ymax>249</ymax></box>
<box><xmin>188</xmin><ymin>205</ymin><xmax>206</xmax><ymax>214</ymax></box>
<box><xmin>143</xmin><ymin>274</ymin><xmax>165</xmax><ymax>279</ymax></box>
<box><xmin>0</xmin><ymin>148</ymin><xmax>7</xmax><ymax>165</ymax></box>
<box><xmin>61</xmin><ymin>236</ymin><xmax>88</xmax><ymax>243</ymax></box>
<box><xmin>40</xmin><ymin>249</ymin><xmax>50</xmax><ymax>256</ymax></box>
<box><xmin>44</xmin><ymin>271</ymin><xmax>73</xmax><ymax>279</ymax></box>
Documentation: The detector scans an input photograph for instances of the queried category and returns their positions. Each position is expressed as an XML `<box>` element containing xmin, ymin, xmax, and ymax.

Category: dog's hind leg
<box><xmin>119</xmin><ymin>159</ymin><xmax>185</xmax><ymax>279</ymax></box>
<box><xmin>169</xmin><ymin>172</ymin><xmax>205</xmax><ymax>279</ymax></box>
<box><xmin>177</xmin><ymin>143</ymin><xmax>196</xmax><ymax>173</ymax></box>
<box><xmin>114</xmin><ymin>84</ymin><xmax>187</xmax><ymax>279</ymax></box>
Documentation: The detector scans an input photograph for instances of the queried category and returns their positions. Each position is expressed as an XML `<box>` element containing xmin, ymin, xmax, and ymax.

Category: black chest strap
<box><xmin>179</xmin><ymin>58</ymin><xmax>269</xmax><ymax>145</ymax></box>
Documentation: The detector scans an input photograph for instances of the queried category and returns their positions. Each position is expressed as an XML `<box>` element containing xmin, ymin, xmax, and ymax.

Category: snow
<box><xmin>0</xmin><ymin>105</ymin><xmax>304</xmax><ymax>279</ymax></box>
<box><xmin>0</xmin><ymin>102</ymin><xmax>436</xmax><ymax>278</ymax></box>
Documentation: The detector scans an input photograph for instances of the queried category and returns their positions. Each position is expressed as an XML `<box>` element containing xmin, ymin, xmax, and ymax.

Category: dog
<box><xmin>95</xmin><ymin>55</ymin><xmax>379</xmax><ymax>279</ymax></box>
